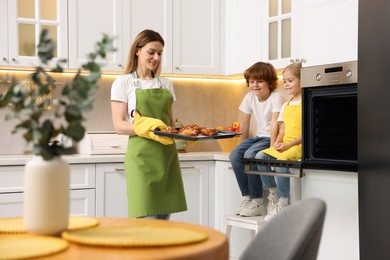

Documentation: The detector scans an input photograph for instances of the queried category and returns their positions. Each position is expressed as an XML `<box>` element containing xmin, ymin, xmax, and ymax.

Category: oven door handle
<box><xmin>242</xmin><ymin>158</ymin><xmax>303</xmax><ymax>178</ymax></box>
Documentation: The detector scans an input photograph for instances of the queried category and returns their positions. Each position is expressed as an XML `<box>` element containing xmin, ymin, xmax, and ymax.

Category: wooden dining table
<box><xmin>23</xmin><ymin>218</ymin><xmax>229</xmax><ymax>260</ymax></box>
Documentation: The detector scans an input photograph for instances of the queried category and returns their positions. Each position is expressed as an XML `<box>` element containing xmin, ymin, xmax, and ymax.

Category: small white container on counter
<box><xmin>78</xmin><ymin>131</ymin><xmax>129</xmax><ymax>155</ymax></box>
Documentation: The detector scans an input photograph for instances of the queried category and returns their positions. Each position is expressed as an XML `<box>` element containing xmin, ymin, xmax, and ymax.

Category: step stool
<box><xmin>225</xmin><ymin>215</ymin><xmax>265</xmax><ymax>239</ymax></box>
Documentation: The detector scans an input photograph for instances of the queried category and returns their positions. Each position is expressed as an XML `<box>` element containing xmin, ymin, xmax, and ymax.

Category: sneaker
<box><xmin>239</xmin><ymin>200</ymin><xmax>267</xmax><ymax>217</ymax></box>
<box><xmin>267</xmin><ymin>192</ymin><xmax>278</xmax><ymax>214</ymax></box>
<box><xmin>264</xmin><ymin>202</ymin><xmax>288</xmax><ymax>221</ymax></box>
<box><xmin>235</xmin><ymin>198</ymin><xmax>251</xmax><ymax>215</ymax></box>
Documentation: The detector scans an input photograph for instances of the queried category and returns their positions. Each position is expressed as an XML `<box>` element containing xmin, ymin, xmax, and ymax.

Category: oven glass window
<box><xmin>306</xmin><ymin>85</ymin><xmax>357</xmax><ymax>162</ymax></box>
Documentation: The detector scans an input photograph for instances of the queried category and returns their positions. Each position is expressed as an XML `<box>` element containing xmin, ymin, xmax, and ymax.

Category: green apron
<box><xmin>262</xmin><ymin>99</ymin><xmax>302</xmax><ymax>160</ymax></box>
<box><xmin>124</xmin><ymin>79</ymin><xmax>187</xmax><ymax>218</ymax></box>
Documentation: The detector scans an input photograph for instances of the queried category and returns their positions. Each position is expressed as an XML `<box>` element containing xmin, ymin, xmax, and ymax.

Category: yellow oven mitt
<box><xmin>133</xmin><ymin>112</ymin><xmax>174</xmax><ymax>145</ymax></box>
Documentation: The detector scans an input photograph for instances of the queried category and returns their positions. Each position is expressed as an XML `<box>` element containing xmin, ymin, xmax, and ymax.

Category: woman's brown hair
<box><xmin>244</xmin><ymin>62</ymin><xmax>278</xmax><ymax>92</ymax></box>
<box><xmin>123</xmin><ymin>29</ymin><xmax>165</xmax><ymax>75</ymax></box>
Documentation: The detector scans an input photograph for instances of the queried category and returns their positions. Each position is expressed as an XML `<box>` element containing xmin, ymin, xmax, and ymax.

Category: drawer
<box><xmin>70</xmin><ymin>164</ymin><xmax>96</xmax><ymax>189</ymax></box>
<box><xmin>0</xmin><ymin>166</ymin><xmax>25</xmax><ymax>193</ymax></box>
<box><xmin>0</xmin><ymin>190</ymin><xmax>96</xmax><ymax>217</ymax></box>
<box><xmin>0</xmin><ymin>164</ymin><xmax>96</xmax><ymax>193</ymax></box>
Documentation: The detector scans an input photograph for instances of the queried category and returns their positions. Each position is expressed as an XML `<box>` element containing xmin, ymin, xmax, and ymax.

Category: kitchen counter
<box><xmin>0</xmin><ymin>152</ymin><xmax>231</xmax><ymax>166</ymax></box>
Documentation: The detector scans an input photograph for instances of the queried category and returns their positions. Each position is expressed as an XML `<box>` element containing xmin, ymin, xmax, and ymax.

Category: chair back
<box><xmin>240</xmin><ymin>198</ymin><xmax>326</xmax><ymax>260</ymax></box>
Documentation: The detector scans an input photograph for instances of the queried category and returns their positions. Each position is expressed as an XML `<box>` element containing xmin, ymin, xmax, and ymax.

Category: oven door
<box><xmin>302</xmin><ymin>84</ymin><xmax>357</xmax><ymax>172</ymax></box>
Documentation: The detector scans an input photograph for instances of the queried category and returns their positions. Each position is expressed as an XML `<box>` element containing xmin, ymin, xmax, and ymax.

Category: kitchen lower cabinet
<box><xmin>0</xmin><ymin>163</ymin><xmax>96</xmax><ymax>218</ymax></box>
<box><xmin>0</xmin><ymin>190</ymin><xmax>95</xmax><ymax>218</ymax></box>
<box><xmin>95</xmin><ymin>163</ymin><xmax>128</xmax><ymax>218</ymax></box>
<box><xmin>213</xmin><ymin>161</ymin><xmax>253</xmax><ymax>259</ymax></box>
<box><xmin>95</xmin><ymin>161</ymin><xmax>213</xmax><ymax>226</ymax></box>
<box><xmin>170</xmin><ymin>161</ymin><xmax>212</xmax><ymax>226</ymax></box>
<box><xmin>0</xmin><ymin>192</ymin><xmax>23</xmax><ymax>217</ymax></box>
<box><xmin>301</xmin><ymin>169</ymin><xmax>359</xmax><ymax>260</ymax></box>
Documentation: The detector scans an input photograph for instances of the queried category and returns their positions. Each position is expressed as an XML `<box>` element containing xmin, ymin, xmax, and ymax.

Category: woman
<box><xmin>110</xmin><ymin>29</ymin><xmax>187</xmax><ymax>219</ymax></box>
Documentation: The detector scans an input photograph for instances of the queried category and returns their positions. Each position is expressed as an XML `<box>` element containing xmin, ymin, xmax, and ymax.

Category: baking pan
<box><xmin>151</xmin><ymin>130</ymin><xmax>241</xmax><ymax>141</ymax></box>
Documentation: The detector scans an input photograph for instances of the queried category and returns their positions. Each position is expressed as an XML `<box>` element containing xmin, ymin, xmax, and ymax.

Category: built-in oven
<box><xmin>301</xmin><ymin>61</ymin><xmax>357</xmax><ymax>172</ymax></box>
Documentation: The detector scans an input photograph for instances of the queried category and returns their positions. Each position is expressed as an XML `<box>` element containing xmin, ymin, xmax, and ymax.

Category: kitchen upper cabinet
<box><xmin>261</xmin><ymin>0</ymin><xmax>295</xmax><ymax>69</ymax></box>
<box><xmin>128</xmin><ymin>0</ymin><xmax>173</xmax><ymax>75</ymax></box>
<box><xmin>172</xmin><ymin>0</ymin><xmax>220</xmax><ymax>75</ymax></box>
<box><xmin>0</xmin><ymin>0</ymin><xmax>68</xmax><ymax>68</ymax></box>
<box><xmin>68</xmin><ymin>0</ymin><xmax>126</xmax><ymax>71</ymax></box>
<box><xmin>262</xmin><ymin>0</ymin><xmax>358</xmax><ymax>69</ymax></box>
<box><xmin>129</xmin><ymin>0</ymin><xmax>219</xmax><ymax>75</ymax></box>
<box><xmin>219</xmin><ymin>0</ymin><xmax>263</xmax><ymax>75</ymax></box>
<box><xmin>297</xmin><ymin>0</ymin><xmax>358</xmax><ymax>67</ymax></box>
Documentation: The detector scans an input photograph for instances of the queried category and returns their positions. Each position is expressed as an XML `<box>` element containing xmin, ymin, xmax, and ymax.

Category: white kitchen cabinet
<box><xmin>95</xmin><ymin>160</ymin><xmax>212</xmax><ymax>226</ymax></box>
<box><xmin>0</xmin><ymin>190</ymin><xmax>95</xmax><ymax>217</ymax></box>
<box><xmin>261</xmin><ymin>0</ymin><xmax>296</xmax><ymax>70</ymax></box>
<box><xmin>129</xmin><ymin>0</ymin><xmax>219</xmax><ymax>75</ymax></box>
<box><xmin>296</xmin><ymin>0</ymin><xmax>358</xmax><ymax>67</ymax></box>
<box><xmin>219</xmin><ymin>0</ymin><xmax>263</xmax><ymax>75</ymax></box>
<box><xmin>301</xmin><ymin>169</ymin><xmax>359</xmax><ymax>260</ymax></box>
<box><xmin>0</xmin><ymin>0</ymin><xmax>68</xmax><ymax>67</ymax></box>
<box><xmin>95</xmin><ymin>163</ymin><xmax>128</xmax><ymax>218</ymax></box>
<box><xmin>262</xmin><ymin>0</ymin><xmax>358</xmax><ymax>69</ymax></box>
<box><xmin>213</xmin><ymin>160</ymin><xmax>253</xmax><ymax>259</ymax></box>
<box><xmin>128</xmin><ymin>0</ymin><xmax>173</xmax><ymax>74</ymax></box>
<box><xmin>170</xmin><ymin>161</ymin><xmax>212</xmax><ymax>226</ymax></box>
<box><xmin>68</xmin><ymin>0</ymin><xmax>127</xmax><ymax>71</ymax></box>
<box><xmin>172</xmin><ymin>0</ymin><xmax>219</xmax><ymax>75</ymax></box>
<box><xmin>0</xmin><ymin>163</ymin><xmax>96</xmax><ymax>218</ymax></box>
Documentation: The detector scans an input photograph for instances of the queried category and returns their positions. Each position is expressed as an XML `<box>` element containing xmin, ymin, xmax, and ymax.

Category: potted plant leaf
<box><xmin>0</xmin><ymin>29</ymin><xmax>115</xmax><ymax>235</ymax></box>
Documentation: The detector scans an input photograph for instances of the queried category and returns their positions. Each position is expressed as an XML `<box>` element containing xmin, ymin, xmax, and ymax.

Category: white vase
<box><xmin>24</xmin><ymin>156</ymin><xmax>70</xmax><ymax>236</ymax></box>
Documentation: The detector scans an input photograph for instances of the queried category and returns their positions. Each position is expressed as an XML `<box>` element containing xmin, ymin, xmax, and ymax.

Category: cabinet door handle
<box><xmin>110</xmin><ymin>145</ymin><xmax>121</xmax><ymax>148</ymax></box>
<box><xmin>114</xmin><ymin>168</ymin><xmax>125</xmax><ymax>172</ymax></box>
<box><xmin>180</xmin><ymin>166</ymin><xmax>195</xmax><ymax>169</ymax></box>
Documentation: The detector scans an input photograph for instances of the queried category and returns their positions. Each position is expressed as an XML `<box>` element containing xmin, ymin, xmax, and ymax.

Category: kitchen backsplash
<box><xmin>0</xmin><ymin>70</ymin><xmax>287</xmax><ymax>155</ymax></box>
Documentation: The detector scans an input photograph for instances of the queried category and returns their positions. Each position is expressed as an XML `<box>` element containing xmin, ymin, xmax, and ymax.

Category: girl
<box><xmin>256</xmin><ymin>62</ymin><xmax>302</xmax><ymax>221</ymax></box>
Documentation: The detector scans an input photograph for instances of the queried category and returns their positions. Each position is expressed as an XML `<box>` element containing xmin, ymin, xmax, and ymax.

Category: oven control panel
<box><xmin>301</xmin><ymin>60</ymin><xmax>357</xmax><ymax>88</ymax></box>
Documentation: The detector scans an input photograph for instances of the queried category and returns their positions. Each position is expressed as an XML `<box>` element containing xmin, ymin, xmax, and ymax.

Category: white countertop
<box><xmin>0</xmin><ymin>152</ymin><xmax>231</xmax><ymax>166</ymax></box>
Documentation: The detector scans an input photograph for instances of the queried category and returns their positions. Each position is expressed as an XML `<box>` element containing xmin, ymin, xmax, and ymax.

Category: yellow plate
<box><xmin>62</xmin><ymin>226</ymin><xmax>208</xmax><ymax>247</ymax></box>
<box><xmin>0</xmin><ymin>216</ymin><xmax>99</xmax><ymax>234</ymax></box>
<box><xmin>0</xmin><ymin>235</ymin><xmax>68</xmax><ymax>260</ymax></box>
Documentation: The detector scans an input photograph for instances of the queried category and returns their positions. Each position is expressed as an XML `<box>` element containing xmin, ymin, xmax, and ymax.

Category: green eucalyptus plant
<box><xmin>0</xmin><ymin>29</ymin><xmax>115</xmax><ymax>160</ymax></box>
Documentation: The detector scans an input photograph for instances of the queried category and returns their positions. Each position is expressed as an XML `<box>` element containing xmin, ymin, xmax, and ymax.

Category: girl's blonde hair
<box><xmin>283</xmin><ymin>62</ymin><xmax>302</xmax><ymax>79</ymax></box>
<box><xmin>123</xmin><ymin>29</ymin><xmax>165</xmax><ymax>75</ymax></box>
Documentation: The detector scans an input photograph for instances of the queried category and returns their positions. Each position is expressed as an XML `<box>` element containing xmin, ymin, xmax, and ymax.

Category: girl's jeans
<box><xmin>255</xmin><ymin>152</ymin><xmax>290</xmax><ymax>198</ymax></box>
<box><xmin>229</xmin><ymin>137</ymin><xmax>270</xmax><ymax>199</ymax></box>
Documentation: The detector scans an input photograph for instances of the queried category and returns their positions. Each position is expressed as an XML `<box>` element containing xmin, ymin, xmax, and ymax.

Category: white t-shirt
<box><xmin>111</xmin><ymin>74</ymin><xmax>176</xmax><ymax>122</ymax></box>
<box><xmin>239</xmin><ymin>91</ymin><xmax>283</xmax><ymax>137</ymax></box>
